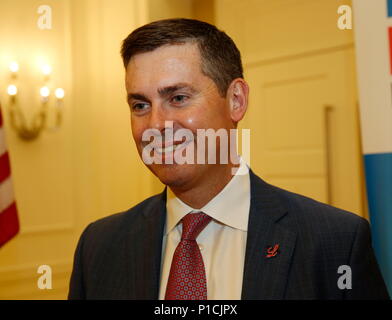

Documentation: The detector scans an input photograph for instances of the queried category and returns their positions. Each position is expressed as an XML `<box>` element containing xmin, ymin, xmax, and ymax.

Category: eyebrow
<box><xmin>157</xmin><ymin>83</ymin><xmax>198</xmax><ymax>97</ymax></box>
<box><xmin>127</xmin><ymin>83</ymin><xmax>198</xmax><ymax>103</ymax></box>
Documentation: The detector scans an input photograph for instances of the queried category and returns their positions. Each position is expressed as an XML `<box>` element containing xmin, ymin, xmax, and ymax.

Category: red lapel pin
<box><xmin>266</xmin><ymin>244</ymin><xmax>279</xmax><ymax>258</ymax></box>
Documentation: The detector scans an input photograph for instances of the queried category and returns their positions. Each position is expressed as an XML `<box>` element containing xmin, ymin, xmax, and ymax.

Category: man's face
<box><xmin>125</xmin><ymin>43</ymin><xmax>235</xmax><ymax>189</ymax></box>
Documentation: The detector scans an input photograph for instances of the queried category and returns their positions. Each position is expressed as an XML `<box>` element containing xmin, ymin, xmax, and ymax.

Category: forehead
<box><xmin>125</xmin><ymin>43</ymin><xmax>203</xmax><ymax>91</ymax></box>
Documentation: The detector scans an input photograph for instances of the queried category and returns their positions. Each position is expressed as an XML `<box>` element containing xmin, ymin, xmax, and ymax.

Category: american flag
<box><xmin>0</xmin><ymin>105</ymin><xmax>19</xmax><ymax>247</ymax></box>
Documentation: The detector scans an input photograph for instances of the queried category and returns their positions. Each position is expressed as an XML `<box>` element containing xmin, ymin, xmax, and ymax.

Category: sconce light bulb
<box><xmin>40</xmin><ymin>86</ymin><xmax>50</xmax><ymax>98</ymax></box>
<box><xmin>9</xmin><ymin>62</ymin><xmax>19</xmax><ymax>73</ymax></box>
<box><xmin>7</xmin><ymin>84</ymin><xmax>18</xmax><ymax>96</ymax></box>
<box><xmin>55</xmin><ymin>88</ymin><xmax>65</xmax><ymax>99</ymax></box>
<box><xmin>42</xmin><ymin>64</ymin><xmax>52</xmax><ymax>75</ymax></box>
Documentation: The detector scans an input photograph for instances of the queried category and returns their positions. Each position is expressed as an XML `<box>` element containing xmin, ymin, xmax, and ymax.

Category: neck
<box><xmin>168</xmin><ymin>162</ymin><xmax>240</xmax><ymax>209</ymax></box>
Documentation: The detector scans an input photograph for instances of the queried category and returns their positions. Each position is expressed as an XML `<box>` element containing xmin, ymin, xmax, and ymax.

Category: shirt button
<box><xmin>199</xmin><ymin>244</ymin><xmax>204</xmax><ymax>251</ymax></box>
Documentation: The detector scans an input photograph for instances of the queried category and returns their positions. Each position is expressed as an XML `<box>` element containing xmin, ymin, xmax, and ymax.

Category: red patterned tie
<box><xmin>165</xmin><ymin>212</ymin><xmax>212</xmax><ymax>300</ymax></box>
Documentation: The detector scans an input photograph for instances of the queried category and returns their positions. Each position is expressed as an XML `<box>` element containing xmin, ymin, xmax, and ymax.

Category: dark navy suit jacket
<box><xmin>68</xmin><ymin>169</ymin><xmax>389</xmax><ymax>299</ymax></box>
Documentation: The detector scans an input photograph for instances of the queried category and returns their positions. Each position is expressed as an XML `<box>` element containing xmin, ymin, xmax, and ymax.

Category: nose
<box><xmin>149</xmin><ymin>103</ymin><xmax>167</xmax><ymax>132</ymax></box>
<box><xmin>148</xmin><ymin>102</ymin><xmax>177</xmax><ymax>136</ymax></box>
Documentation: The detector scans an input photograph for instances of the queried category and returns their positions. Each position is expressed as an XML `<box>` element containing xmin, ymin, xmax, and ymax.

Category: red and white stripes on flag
<box><xmin>0</xmin><ymin>106</ymin><xmax>19</xmax><ymax>247</ymax></box>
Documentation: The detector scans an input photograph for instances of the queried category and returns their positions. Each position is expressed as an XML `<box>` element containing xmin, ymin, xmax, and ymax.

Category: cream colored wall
<box><xmin>0</xmin><ymin>0</ymin><xmax>75</xmax><ymax>299</ymax></box>
<box><xmin>0</xmin><ymin>0</ymin><xmax>162</xmax><ymax>300</ymax></box>
<box><xmin>69</xmin><ymin>0</ymin><xmax>156</xmax><ymax>225</ymax></box>
<box><xmin>215</xmin><ymin>0</ymin><xmax>365</xmax><ymax>218</ymax></box>
<box><xmin>0</xmin><ymin>0</ymin><xmax>364</xmax><ymax>300</ymax></box>
<box><xmin>148</xmin><ymin>0</ymin><xmax>194</xmax><ymax>21</ymax></box>
<box><xmin>0</xmin><ymin>0</ymin><xmax>205</xmax><ymax>301</ymax></box>
<box><xmin>146</xmin><ymin>0</ymin><xmax>214</xmax><ymax>24</ymax></box>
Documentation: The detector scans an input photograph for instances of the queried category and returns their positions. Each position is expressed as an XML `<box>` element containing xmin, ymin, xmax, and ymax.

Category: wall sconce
<box><xmin>6</xmin><ymin>62</ymin><xmax>65</xmax><ymax>141</ymax></box>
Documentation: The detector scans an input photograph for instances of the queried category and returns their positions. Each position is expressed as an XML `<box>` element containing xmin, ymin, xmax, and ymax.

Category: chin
<box><xmin>148</xmin><ymin>163</ymin><xmax>198</xmax><ymax>187</ymax></box>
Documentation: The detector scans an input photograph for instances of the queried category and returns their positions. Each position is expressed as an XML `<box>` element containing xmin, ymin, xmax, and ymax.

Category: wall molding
<box><xmin>244</xmin><ymin>43</ymin><xmax>355</xmax><ymax>69</ymax></box>
<box><xmin>0</xmin><ymin>260</ymin><xmax>71</xmax><ymax>299</ymax></box>
<box><xmin>20</xmin><ymin>222</ymin><xmax>75</xmax><ymax>235</ymax></box>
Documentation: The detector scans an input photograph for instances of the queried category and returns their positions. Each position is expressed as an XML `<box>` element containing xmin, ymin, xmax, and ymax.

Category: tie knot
<box><xmin>181</xmin><ymin>212</ymin><xmax>212</xmax><ymax>240</ymax></box>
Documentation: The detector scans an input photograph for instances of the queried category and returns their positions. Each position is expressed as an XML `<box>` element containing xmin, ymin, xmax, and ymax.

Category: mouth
<box><xmin>154</xmin><ymin>139</ymin><xmax>191</xmax><ymax>155</ymax></box>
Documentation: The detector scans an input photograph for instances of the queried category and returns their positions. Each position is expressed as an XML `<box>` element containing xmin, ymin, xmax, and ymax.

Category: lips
<box><xmin>147</xmin><ymin>135</ymin><xmax>190</xmax><ymax>152</ymax></box>
<box><xmin>151</xmin><ymin>137</ymin><xmax>186</xmax><ymax>148</ymax></box>
<box><xmin>154</xmin><ymin>139</ymin><xmax>191</xmax><ymax>154</ymax></box>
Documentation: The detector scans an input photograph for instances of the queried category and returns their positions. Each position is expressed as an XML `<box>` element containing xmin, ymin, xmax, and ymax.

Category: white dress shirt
<box><xmin>158</xmin><ymin>158</ymin><xmax>251</xmax><ymax>300</ymax></box>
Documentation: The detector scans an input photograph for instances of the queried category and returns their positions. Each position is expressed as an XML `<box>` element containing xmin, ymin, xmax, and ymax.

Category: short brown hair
<box><xmin>121</xmin><ymin>18</ymin><xmax>243</xmax><ymax>97</ymax></box>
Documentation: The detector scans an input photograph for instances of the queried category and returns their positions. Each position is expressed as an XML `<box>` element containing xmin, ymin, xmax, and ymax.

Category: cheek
<box><xmin>189</xmin><ymin>103</ymin><xmax>230</xmax><ymax>129</ymax></box>
<box><xmin>182</xmin><ymin>113</ymin><xmax>224</xmax><ymax>131</ymax></box>
<box><xmin>182</xmin><ymin>114</ymin><xmax>206</xmax><ymax>132</ymax></box>
<box><xmin>130</xmin><ymin>119</ymin><xmax>144</xmax><ymax>142</ymax></box>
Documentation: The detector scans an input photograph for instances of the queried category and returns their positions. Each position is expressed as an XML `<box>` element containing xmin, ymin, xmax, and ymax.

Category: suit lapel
<box><xmin>241</xmin><ymin>170</ymin><xmax>297</xmax><ymax>299</ymax></box>
<box><xmin>126</xmin><ymin>188</ymin><xmax>167</xmax><ymax>299</ymax></box>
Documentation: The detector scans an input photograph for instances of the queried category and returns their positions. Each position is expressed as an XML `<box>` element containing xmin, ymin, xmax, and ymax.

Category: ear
<box><xmin>227</xmin><ymin>78</ymin><xmax>249</xmax><ymax>124</ymax></box>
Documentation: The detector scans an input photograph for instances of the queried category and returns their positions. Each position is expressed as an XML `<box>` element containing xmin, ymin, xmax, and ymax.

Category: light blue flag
<box><xmin>353</xmin><ymin>0</ymin><xmax>392</xmax><ymax>296</ymax></box>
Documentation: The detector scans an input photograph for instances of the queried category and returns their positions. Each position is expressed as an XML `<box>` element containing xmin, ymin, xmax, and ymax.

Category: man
<box><xmin>68</xmin><ymin>18</ymin><xmax>389</xmax><ymax>300</ymax></box>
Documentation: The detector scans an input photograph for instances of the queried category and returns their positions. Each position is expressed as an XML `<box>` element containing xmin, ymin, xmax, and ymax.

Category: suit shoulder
<box><xmin>269</xmin><ymin>183</ymin><xmax>367</xmax><ymax>231</ymax></box>
<box><xmin>82</xmin><ymin>192</ymin><xmax>164</xmax><ymax>242</ymax></box>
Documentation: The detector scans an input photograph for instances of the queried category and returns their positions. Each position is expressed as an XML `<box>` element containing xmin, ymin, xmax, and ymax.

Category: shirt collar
<box><xmin>165</xmin><ymin>157</ymin><xmax>250</xmax><ymax>235</ymax></box>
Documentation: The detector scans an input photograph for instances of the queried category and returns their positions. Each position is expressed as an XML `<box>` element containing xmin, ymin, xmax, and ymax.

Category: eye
<box><xmin>132</xmin><ymin>102</ymin><xmax>149</xmax><ymax>112</ymax></box>
<box><xmin>171</xmin><ymin>95</ymin><xmax>188</xmax><ymax>104</ymax></box>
